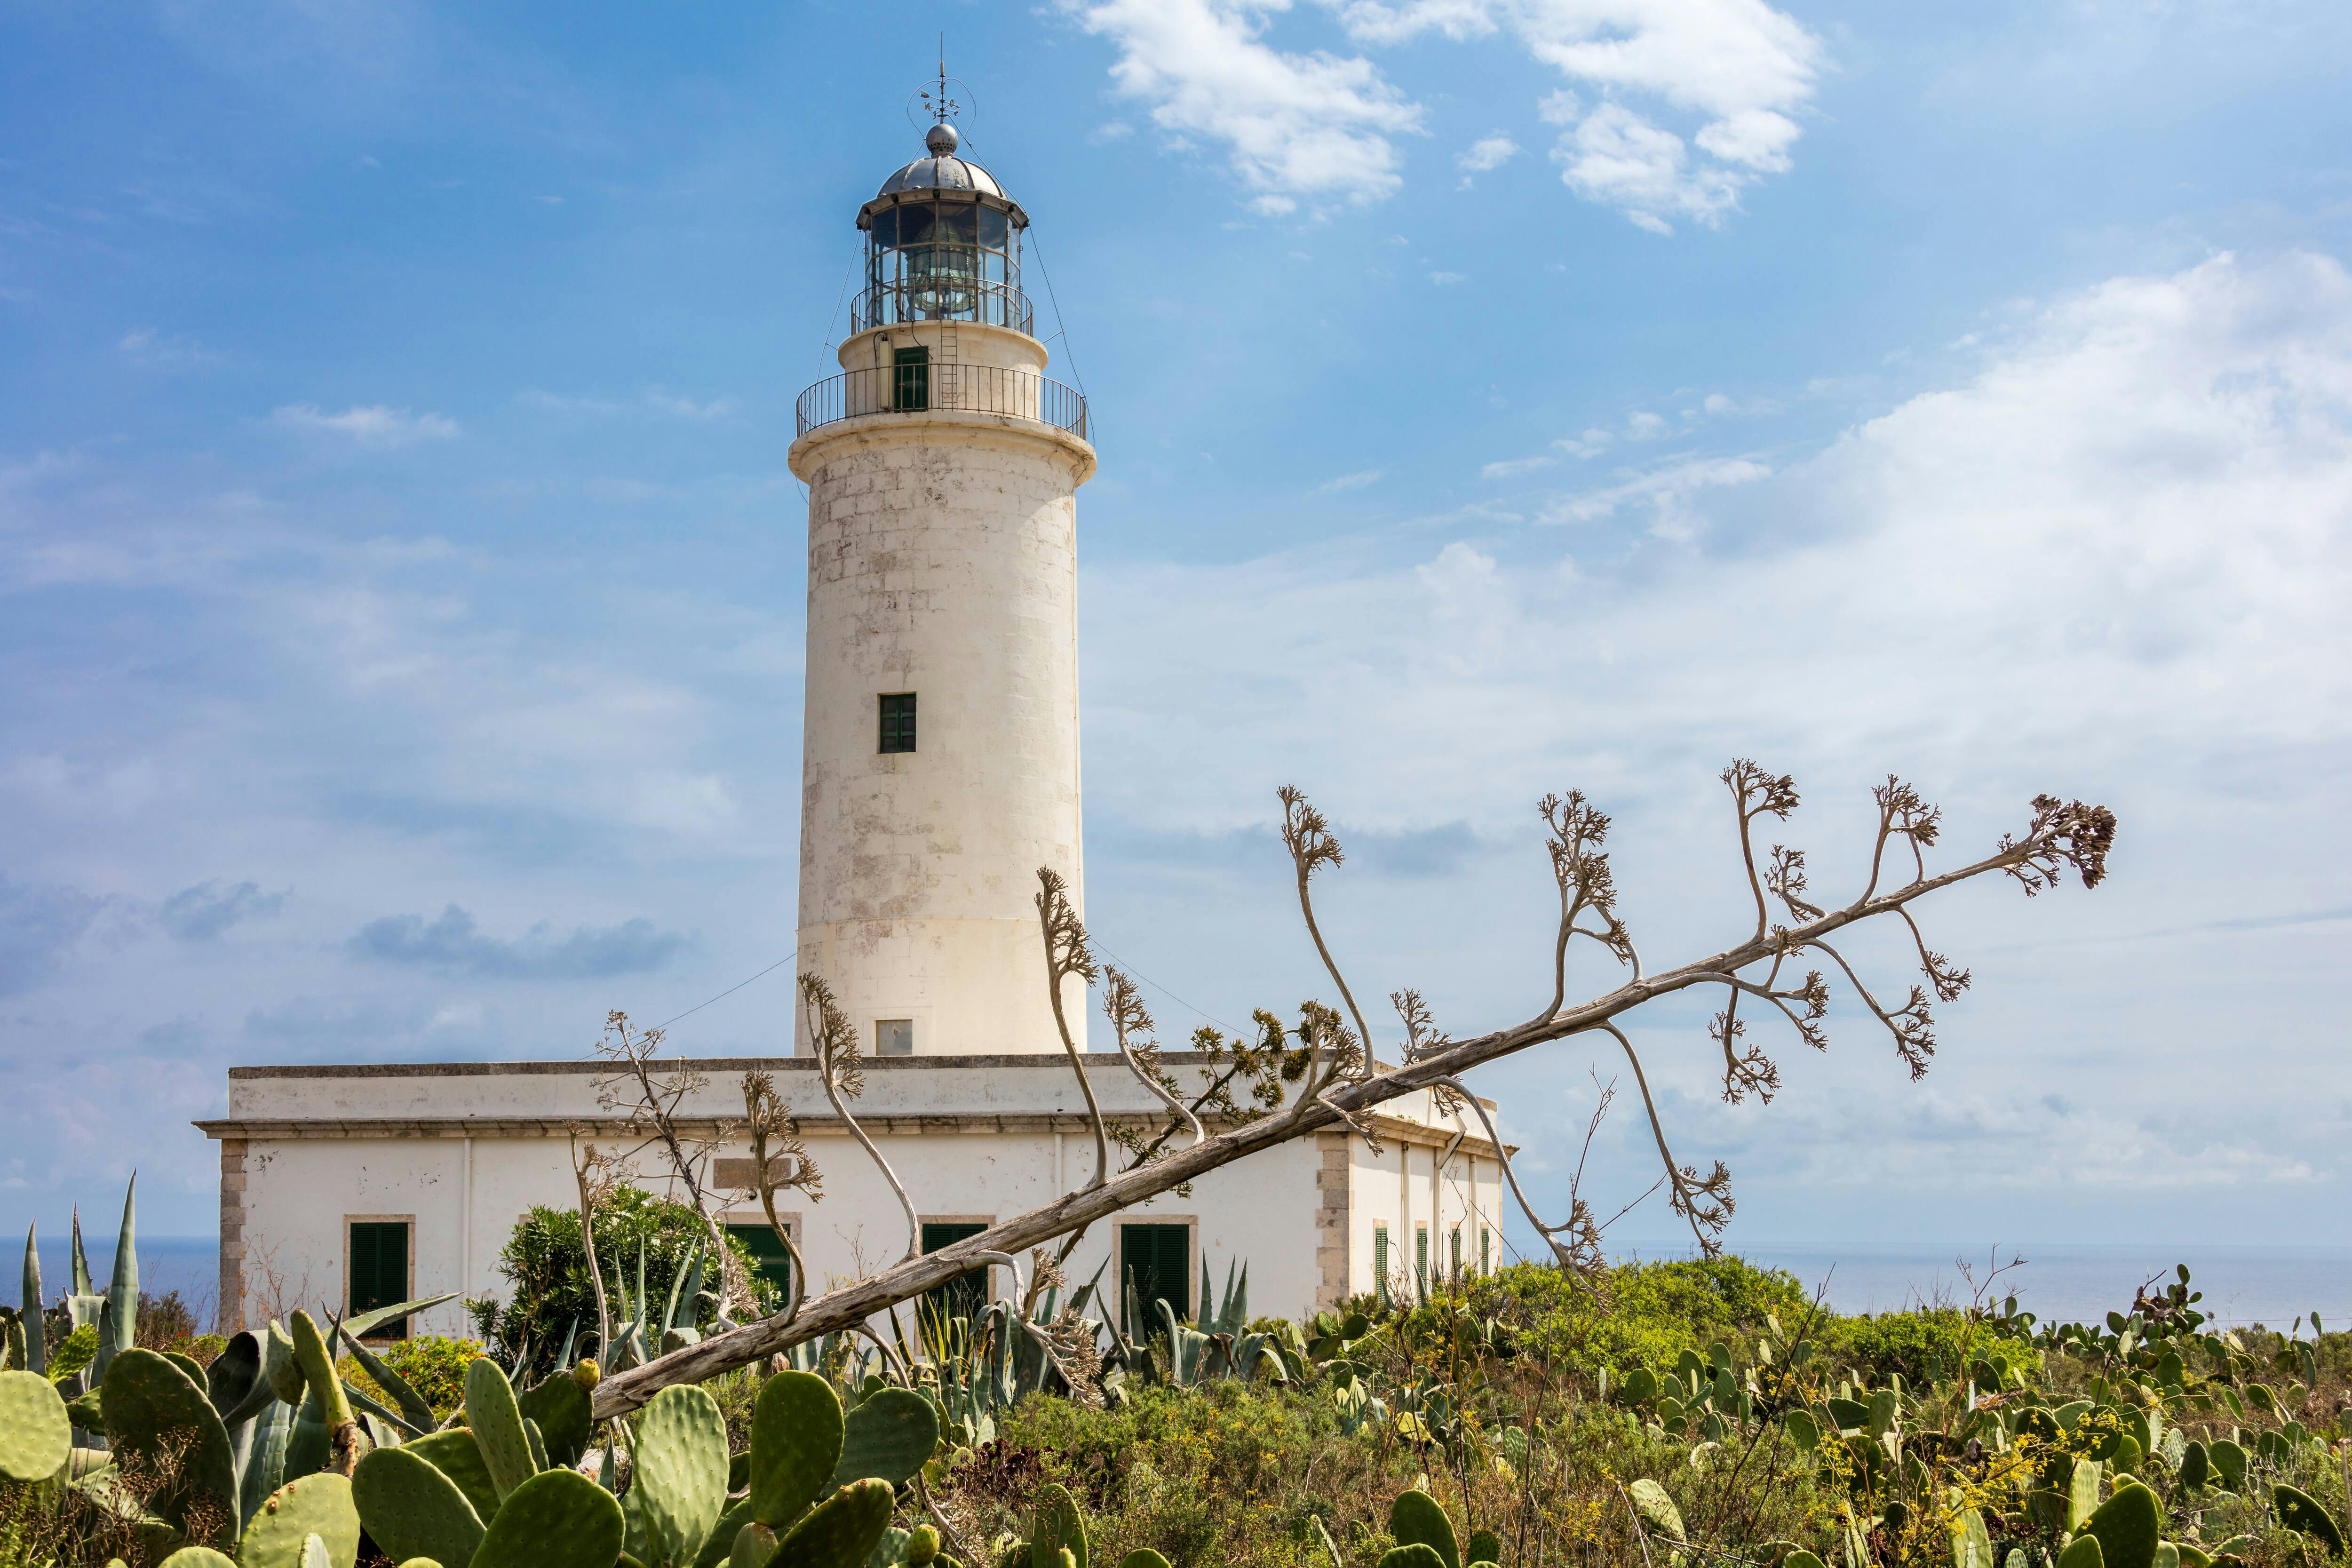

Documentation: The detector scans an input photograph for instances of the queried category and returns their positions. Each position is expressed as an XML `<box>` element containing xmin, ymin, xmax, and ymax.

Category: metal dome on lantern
<box><xmin>854</xmin><ymin>69</ymin><xmax>1032</xmax><ymax>334</ymax></box>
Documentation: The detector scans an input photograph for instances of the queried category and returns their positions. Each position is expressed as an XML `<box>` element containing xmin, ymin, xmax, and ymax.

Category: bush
<box><xmin>1823</xmin><ymin>1306</ymin><xmax>2044</xmax><ymax>1385</ymax></box>
<box><xmin>341</xmin><ymin>1333</ymin><xmax>481</xmax><ymax>1419</ymax></box>
<box><xmin>1409</xmin><ymin>1257</ymin><xmax>1812</xmax><ymax>1380</ymax></box>
<box><xmin>467</xmin><ymin>1186</ymin><xmax>775</xmax><ymax>1376</ymax></box>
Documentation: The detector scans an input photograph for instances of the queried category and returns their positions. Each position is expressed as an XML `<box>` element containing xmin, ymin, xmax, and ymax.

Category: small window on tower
<box><xmin>877</xmin><ymin>1019</ymin><xmax>914</xmax><ymax>1056</ymax></box>
<box><xmin>879</xmin><ymin>692</ymin><xmax>917</xmax><ymax>753</ymax></box>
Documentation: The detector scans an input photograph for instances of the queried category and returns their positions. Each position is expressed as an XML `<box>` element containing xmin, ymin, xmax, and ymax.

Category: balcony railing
<box><xmin>851</xmin><ymin>279</ymin><xmax>1034</xmax><ymax>336</ymax></box>
<box><xmin>795</xmin><ymin>362</ymin><xmax>1089</xmax><ymax>443</ymax></box>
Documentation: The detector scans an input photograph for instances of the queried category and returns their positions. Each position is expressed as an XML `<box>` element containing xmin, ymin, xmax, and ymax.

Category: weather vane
<box><xmin>910</xmin><ymin>37</ymin><xmax>972</xmax><ymax>137</ymax></box>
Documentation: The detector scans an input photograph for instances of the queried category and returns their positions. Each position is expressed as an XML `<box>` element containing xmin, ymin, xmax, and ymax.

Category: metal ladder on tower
<box><xmin>936</xmin><ymin>320</ymin><xmax>961</xmax><ymax>412</ymax></box>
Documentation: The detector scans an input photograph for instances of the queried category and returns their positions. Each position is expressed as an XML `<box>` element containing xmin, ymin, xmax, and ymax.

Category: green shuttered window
<box><xmin>727</xmin><ymin>1223</ymin><xmax>795</xmax><ymax>1305</ymax></box>
<box><xmin>1120</xmin><ymin>1223</ymin><xmax>1191</xmax><ymax>1336</ymax></box>
<box><xmin>879</xmin><ymin>693</ymin><xmax>917</xmax><ymax>754</ymax></box>
<box><xmin>1373</xmin><ymin>1224</ymin><xmax>1390</xmax><ymax>1305</ymax></box>
<box><xmin>921</xmin><ymin>1221</ymin><xmax>989</xmax><ymax>1334</ymax></box>
<box><xmin>349</xmin><ymin>1221</ymin><xmax>411</xmax><ymax>1340</ymax></box>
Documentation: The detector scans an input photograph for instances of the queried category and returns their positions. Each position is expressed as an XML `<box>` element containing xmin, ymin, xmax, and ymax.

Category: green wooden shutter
<box><xmin>920</xmin><ymin>1222</ymin><xmax>989</xmax><ymax>1338</ymax></box>
<box><xmin>1481</xmin><ymin>1226</ymin><xmax>1491</xmax><ymax>1276</ymax></box>
<box><xmin>1451</xmin><ymin>1226</ymin><xmax>1462</xmax><ymax>1281</ymax></box>
<box><xmin>1373</xmin><ymin>1225</ymin><xmax>1390</xmax><ymax>1305</ymax></box>
<box><xmin>349</xmin><ymin>1222</ymin><xmax>411</xmax><ymax>1339</ymax></box>
<box><xmin>1119</xmin><ymin>1224</ymin><xmax>1190</xmax><ymax>1334</ymax></box>
<box><xmin>726</xmin><ymin>1223</ymin><xmax>794</xmax><ymax>1306</ymax></box>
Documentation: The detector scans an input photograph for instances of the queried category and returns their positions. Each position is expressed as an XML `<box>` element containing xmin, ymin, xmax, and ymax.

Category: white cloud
<box><xmin>270</xmin><ymin>403</ymin><xmax>459</xmax><ymax>447</ymax></box>
<box><xmin>1429</xmin><ymin>270</ymin><xmax>1467</xmax><ymax>285</ymax></box>
<box><xmin>1336</xmin><ymin>0</ymin><xmax>1820</xmax><ymax>231</ymax></box>
<box><xmin>1320</xmin><ymin>468</ymin><xmax>1388</xmax><ymax>491</ymax></box>
<box><xmin>1481</xmin><ymin>454</ymin><xmax>1557</xmax><ymax>479</ymax></box>
<box><xmin>1075</xmin><ymin>250</ymin><xmax>2352</xmax><ymax>1239</ymax></box>
<box><xmin>1069</xmin><ymin>0</ymin><xmax>1424</xmax><ymax>209</ymax></box>
<box><xmin>1457</xmin><ymin>133</ymin><xmax>1521</xmax><ymax>172</ymax></box>
<box><xmin>1541</xmin><ymin>452</ymin><xmax>1771</xmax><ymax>538</ymax></box>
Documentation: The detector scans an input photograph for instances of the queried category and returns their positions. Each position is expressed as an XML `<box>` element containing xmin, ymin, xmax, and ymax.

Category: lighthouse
<box><xmin>207</xmin><ymin>102</ymin><xmax>1506</xmax><ymax>1340</ymax></box>
<box><xmin>787</xmin><ymin>117</ymin><xmax>1095</xmax><ymax>1058</ymax></box>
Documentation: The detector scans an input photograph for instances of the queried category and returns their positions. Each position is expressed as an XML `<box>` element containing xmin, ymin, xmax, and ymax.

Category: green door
<box><xmin>727</xmin><ymin>1223</ymin><xmax>794</xmax><ymax>1306</ymax></box>
<box><xmin>892</xmin><ymin>346</ymin><xmax>930</xmax><ymax>411</ymax></box>
<box><xmin>349</xmin><ymin>1221</ymin><xmax>412</xmax><ymax>1339</ymax></box>
<box><xmin>1120</xmin><ymin>1223</ymin><xmax>1191</xmax><ymax>1337</ymax></box>
<box><xmin>921</xmin><ymin>1221</ymin><xmax>988</xmax><ymax>1336</ymax></box>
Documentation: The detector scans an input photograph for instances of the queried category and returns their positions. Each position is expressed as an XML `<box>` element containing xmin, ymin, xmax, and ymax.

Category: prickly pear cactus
<box><xmin>2275</xmin><ymin>1485</ymin><xmax>2346</xmax><ymax>1557</ymax></box>
<box><xmin>352</xmin><ymin>1444</ymin><xmax>486</xmax><ymax>1568</ymax></box>
<box><xmin>237</xmin><ymin>1471</ymin><xmax>361</xmax><ymax>1568</ymax></box>
<box><xmin>908</xmin><ymin>1525</ymin><xmax>940</xmax><ymax>1566</ymax></box>
<box><xmin>469</xmin><ymin>1466</ymin><xmax>627</xmax><ymax>1568</ymax></box>
<box><xmin>828</xmin><ymin>1389</ymin><xmax>940</xmax><ymax>1492</ymax></box>
<box><xmin>1380</xmin><ymin>1549</ymin><xmax>1448</xmax><ymax>1568</ymax></box>
<box><xmin>0</xmin><ymin>1369</ymin><xmax>71</xmax><ymax>1482</ymax></box>
<box><xmin>399</xmin><ymin>1427</ymin><xmax>502</xmax><ymax>1524</ymax></box>
<box><xmin>2056</xmin><ymin>1536</ymin><xmax>2105</xmax><ymax>1568</ymax></box>
<box><xmin>1388</xmin><ymin>1491</ymin><xmax>1458</xmax><ymax>1568</ymax></box>
<box><xmin>731</xmin><ymin>1522</ymin><xmax>779</xmax><ymax>1568</ymax></box>
<box><xmin>1031</xmin><ymin>1484</ymin><xmax>1087</xmax><ymax>1568</ymax></box>
<box><xmin>2082</xmin><ymin>1483</ymin><xmax>2161</xmax><ymax>1568</ymax></box>
<box><xmin>750</xmin><ymin>1370</ymin><xmax>846</xmax><ymax>1528</ymax></box>
<box><xmin>1466</xmin><ymin>1530</ymin><xmax>1501</xmax><ymax>1568</ymax></box>
<box><xmin>518</xmin><ymin>1367</ymin><xmax>595</xmax><ymax>1469</ymax></box>
<box><xmin>772</xmin><ymin>1479</ymin><xmax>897</xmax><ymax>1568</ymax></box>
<box><xmin>160</xmin><ymin>1548</ymin><xmax>239</xmax><ymax>1568</ymax></box>
<box><xmin>102</xmin><ymin>1348</ymin><xmax>238</xmax><ymax>1541</ymax></box>
<box><xmin>1115</xmin><ymin>1554</ymin><xmax>1169</xmax><ymax>1568</ymax></box>
<box><xmin>634</xmin><ymin>1383</ymin><xmax>732</xmax><ymax>1568</ymax></box>
<box><xmin>463</xmin><ymin>1356</ymin><xmax>540</xmax><ymax>1502</ymax></box>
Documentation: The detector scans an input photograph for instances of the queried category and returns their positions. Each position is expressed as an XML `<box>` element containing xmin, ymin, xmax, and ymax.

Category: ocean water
<box><xmin>27</xmin><ymin>1236</ymin><xmax>224</xmax><ymax>1322</ymax></box>
<box><xmin>1611</xmin><ymin>1240</ymin><xmax>2352</xmax><ymax>1329</ymax></box>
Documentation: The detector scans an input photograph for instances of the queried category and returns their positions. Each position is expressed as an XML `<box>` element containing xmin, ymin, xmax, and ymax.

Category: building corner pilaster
<box><xmin>219</xmin><ymin>1138</ymin><xmax>247</xmax><ymax>1333</ymax></box>
<box><xmin>1313</xmin><ymin>1132</ymin><xmax>1352</xmax><ymax>1309</ymax></box>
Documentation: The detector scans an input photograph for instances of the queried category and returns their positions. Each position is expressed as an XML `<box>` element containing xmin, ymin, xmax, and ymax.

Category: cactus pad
<box><xmin>469</xmin><ymin>1467</ymin><xmax>627</xmax><ymax>1568</ymax></box>
<box><xmin>908</xmin><ymin>1526</ymin><xmax>940</xmax><ymax>1566</ymax></box>
<box><xmin>102</xmin><ymin>1348</ymin><xmax>237</xmax><ymax>1542</ymax></box>
<box><xmin>159</xmin><ymin>1550</ymin><xmax>238</xmax><ymax>1568</ymax></box>
<box><xmin>1388</xmin><ymin>1491</ymin><xmax>1458</xmax><ymax>1568</ymax></box>
<box><xmin>732</xmin><ymin>1522</ymin><xmax>779</xmax><ymax>1568</ymax></box>
<box><xmin>1115</xmin><ymin>1555</ymin><xmax>1169</xmax><ymax>1568</ymax></box>
<box><xmin>0</xmin><ymin>1369</ymin><xmax>71</xmax><ymax>1482</ymax></box>
<box><xmin>2275</xmin><ymin>1485</ymin><xmax>2346</xmax><ymax>1557</ymax></box>
<box><xmin>518</xmin><ymin>1369</ymin><xmax>595</xmax><ymax>1469</ymax></box>
<box><xmin>1031</xmin><ymin>1484</ymin><xmax>1087</xmax><ymax>1568</ymax></box>
<box><xmin>1380</xmin><ymin>1549</ymin><xmax>1448</xmax><ymax>1568</ymax></box>
<box><xmin>463</xmin><ymin>1356</ymin><xmax>539</xmax><ymax>1502</ymax></box>
<box><xmin>867</xmin><ymin>1526</ymin><xmax>912</xmax><ymax>1568</ymax></box>
<box><xmin>1628</xmin><ymin>1480</ymin><xmax>1684</xmax><ymax>1542</ymax></box>
<box><xmin>400</xmin><ymin>1428</ymin><xmax>501</xmax><ymax>1525</ymax></box>
<box><xmin>773</xmin><ymin>1479</ymin><xmax>896</xmax><ymax>1568</ymax></box>
<box><xmin>749</xmin><ymin>1371</ymin><xmax>844</xmax><ymax>1529</ymax></box>
<box><xmin>2057</xmin><ymin>1536</ymin><xmax>2105</xmax><ymax>1568</ymax></box>
<box><xmin>2082</xmin><ymin>1483</ymin><xmax>2161</xmax><ymax>1568</ymax></box>
<box><xmin>351</xmin><ymin>1445</ymin><xmax>485</xmax><ymax>1568</ymax></box>
<box><xmin>633</xmin><ymin>1383</ymin><xmax>731</xmax><ymax>1568</ymax></box>
<box><xmin>696</xmin><ymin>1500</ymin><xmax>760</xmax><ymax>1568</ymax></box>
<box><xmin>829</xmin><ymin>1390</ymin><xmax>939</xmax><ymax>1492</ymax></box>
<box><xmin>238</xmin><ymin>1472</ymin><xmax>360</xmax><ymax>1568</ymax></box>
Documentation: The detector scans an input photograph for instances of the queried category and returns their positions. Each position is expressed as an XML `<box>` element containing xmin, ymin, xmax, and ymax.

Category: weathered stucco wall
<box><xmin>207</xmin><ymin>1056</ymin><xmax>1507</xmax><ymax>1337</ymax></box>
<box><xmin>787</xmin><ymin>324</ymin><xmax>1095</xmax><ymax>1059</ymax></box>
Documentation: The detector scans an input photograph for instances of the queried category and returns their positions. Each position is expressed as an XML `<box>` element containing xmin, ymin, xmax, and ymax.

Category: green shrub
<box><xmin>341</xmin><ymin>1333</ymin><xmax>482</xmax><ymax>1418</ymax></box>
<box><xmin>1822</xmin><ymin>1306</ymin><xmax>2043</xmax><ymax>1385</ymax></box>
<box><xmin>466</xmin><ymin>1186</ymin><xmax>774</xmax><ymax>1375</ymax></box>
<box><xmin>1422</xmin><ymin>1257</ymin><xmax>1812</xmax><ymax>1378</ymax></box>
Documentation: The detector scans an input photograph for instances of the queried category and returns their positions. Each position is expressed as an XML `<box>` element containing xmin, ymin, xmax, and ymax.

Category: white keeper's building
<box><xmin>200</xmin><ymin>113</ymin><xmax>1507</xmax><ymax>1345</ymax></box>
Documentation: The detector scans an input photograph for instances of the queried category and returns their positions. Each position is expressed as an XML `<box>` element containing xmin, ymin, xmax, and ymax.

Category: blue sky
<box><xmin>4</xmin><ymin>0</ymin><xmax>2350</xmax><ymax>1258</ymax></box>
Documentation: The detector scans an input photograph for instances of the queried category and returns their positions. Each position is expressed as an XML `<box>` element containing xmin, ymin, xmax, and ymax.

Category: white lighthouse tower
<box><xmin>786</xmin><ymin>112</ymin><xmax>1095</xmax><ymax>1058</ymax></box>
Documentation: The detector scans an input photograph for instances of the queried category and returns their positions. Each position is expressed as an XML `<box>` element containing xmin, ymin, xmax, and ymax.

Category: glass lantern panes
<box><xmin>863</xmin><ymin>196</ymin><xmax>1026</xmax><ymax>332</ymax></box>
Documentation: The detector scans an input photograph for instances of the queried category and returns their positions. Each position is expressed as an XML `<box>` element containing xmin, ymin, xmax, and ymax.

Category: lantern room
<box><xmin>855</xmin><ymin>123</ymin><xmax>1032</xmax><ymax>335</ymax></box>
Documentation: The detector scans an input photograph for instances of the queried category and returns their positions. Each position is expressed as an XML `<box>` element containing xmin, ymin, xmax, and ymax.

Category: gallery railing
<box><xmin>795</xmin><ymin>362</ymin><xmax>1089</xmax><ymax>443</ymax></box>
<box><xmin>851</xmin><ymin>279</ymin><xmax>1034</xmax><ymax>335</ymax></box>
